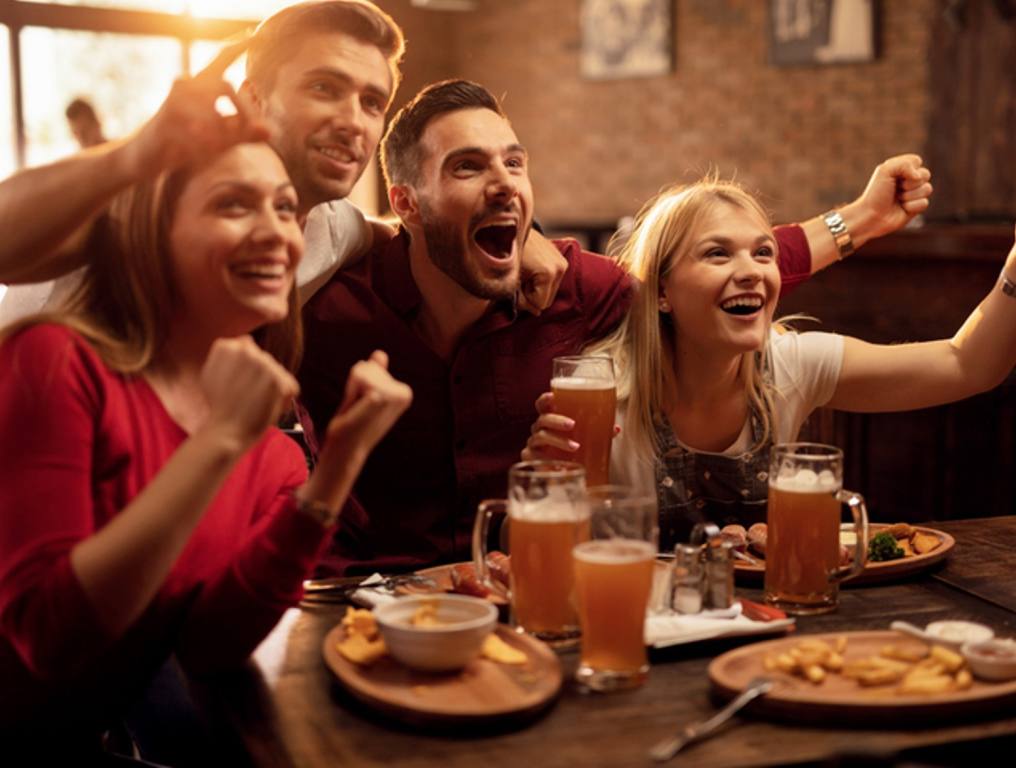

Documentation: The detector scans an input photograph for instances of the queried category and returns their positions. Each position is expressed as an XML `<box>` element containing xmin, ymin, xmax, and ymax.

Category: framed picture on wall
<box><xmin>769</xmin><ymin>0</ymin><xmax>878</xmax><ymax>66</ymax></box>
<box><xmin>580</xmin><ymin>0</ymin><xmax>673</xmax><ymax>80</ymax></box>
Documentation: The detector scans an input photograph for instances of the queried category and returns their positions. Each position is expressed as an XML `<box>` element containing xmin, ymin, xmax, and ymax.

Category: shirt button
<box><xmin>703</xmin><ymin>470</ymin><xmax>711</xmax><ymax>480</ymax></box>
<box><xmin>756</xmin><ymin>471</ymin><xmax>768</xmax><ymax>482</ymax></box>
<box><xmin>662</xmin><ymin>476</ymin><xmax>674</xmax><ymax>488</ymax></box>
<box><xmin>695</xmin><ymin>499</ymin><xmax>706</xmax><ymax>510</ymax></box>
<box><xmin>740</xmin><ymin>488</ymin><xmax>750</xmax><ymax>498</ymax></box>
<box><xmin>741</xmin><ymin>453</ymin><xmax>752</xmax><ymax>463</ymax></box>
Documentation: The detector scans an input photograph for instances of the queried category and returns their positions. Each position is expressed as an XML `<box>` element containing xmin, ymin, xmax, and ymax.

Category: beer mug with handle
<box><xmin>473</xmin><ymin>460</ymin><xmax>589</xmax><ymax>646</ymax></box>
<box><xmin>764</xmin><ymin>442</ymin><xmax>869</xmax><ymax>615</ymax></box>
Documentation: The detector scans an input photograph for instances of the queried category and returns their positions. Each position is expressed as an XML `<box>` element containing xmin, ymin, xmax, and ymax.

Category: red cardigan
<box><xmin>0</xmin><ymin>324</ymin><xmax>327</xmax><ymax>734</ymax></box>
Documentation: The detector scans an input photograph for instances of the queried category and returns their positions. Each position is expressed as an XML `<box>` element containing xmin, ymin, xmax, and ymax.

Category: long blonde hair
<box><xmin>0</xmin><ymin>157</ymin><xmax>302</xmax><ymax>374</ymax></box>
<box><xmin>589</xmin><ymin>179</ymin><xmax>778</xmax><ymax>461</ymax></box>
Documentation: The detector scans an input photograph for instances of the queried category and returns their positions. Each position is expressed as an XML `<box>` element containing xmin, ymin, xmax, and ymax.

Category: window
<box><xmin>0</xmin><ymin>1</ymin><xmax>256</xmax><ymax>171</ymax></box>
<box><xmin>0</xmin><ymin>26</ymin><xmax>14</xmax><ymax>180</ymax></box>
<box><xmin>22</xmin><ymin>27</ymin><xmax>181</xmax><ymax>166</ymax></box>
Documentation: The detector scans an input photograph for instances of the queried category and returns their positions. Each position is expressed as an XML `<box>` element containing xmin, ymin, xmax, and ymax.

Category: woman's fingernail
<box><xmin>563</xmin><ymin>418</ymin><xmax>575</xmax><ymax>429</ymax></box>
<box><xmin>567</xmin><ymin>440</ymin><xmax>580</xmax><ymax>451</ymax></box>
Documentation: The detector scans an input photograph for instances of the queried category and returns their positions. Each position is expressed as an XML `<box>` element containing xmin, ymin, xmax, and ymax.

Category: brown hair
<box><xmin>247</xmin><ymin>0</ymin><xmax>405</xmax><ymax>98</ymax></box>
<box><xmin>381</xmin><ymin>79</ymin><xmax>504</xmax><ymax>188</ymax></box>
<box><xmin>0</xmin><ymin>154</ymin><xmax>302</xmax><ymax>375</ymax></box>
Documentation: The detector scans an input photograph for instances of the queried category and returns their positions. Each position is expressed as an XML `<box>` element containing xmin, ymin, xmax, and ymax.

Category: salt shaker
<box><xmin>672</xmin><ymin>543</ymin><xmax>704</xmax><ymax>614</ymax></box>
<box><xmin>703</xmin><ymin>540</ymin><xmax>735</xmax><ymax>610</ymax></box>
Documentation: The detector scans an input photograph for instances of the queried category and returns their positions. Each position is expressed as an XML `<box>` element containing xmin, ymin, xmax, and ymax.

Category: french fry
<box><xmin>898</xmin><ymin>674</ymin><xmax>953</xmax><ymax>695</ymax></box>
<box><xmin>880</xmin><ymin>644</ymin><xmax>929</xmax><ymax>663</ymax></box>
<box><xmin>775</xmin><ymin>653</ymin><xmax>798</xmax><ymax>674</ymax></box>
<box><xmin>930</xmin><ymin>645</ymin><xmax>965</xmax><ymax>673</ymax></box>
<box><xmin>955</xmin><ymin>669</ymin><xmax>973</xmax><ymax>690</ymax></box>
<box><xmin>858</xmin><ymin>667</ymin><xmax>906</xmax><ymax>687</ymax></box>
<box><xmin>804</xmin><ymin>664</ymin><xmax>826</xmax><ymax>684</ymax></box>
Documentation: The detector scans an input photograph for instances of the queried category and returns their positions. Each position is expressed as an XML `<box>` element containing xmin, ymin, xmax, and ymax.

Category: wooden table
<box><xmin>197</xmin><ymin>518</ymin><xmax>1016</xmax><ymax>767</ymax></box>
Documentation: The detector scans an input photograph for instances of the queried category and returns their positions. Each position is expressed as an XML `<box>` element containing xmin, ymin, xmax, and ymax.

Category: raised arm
<box><xmin>828</xmin><ymin>226</ymin><xmax>1016</xmax><ymax>413</ymax></box>
<box><xmin>799</xmin><ymin>154</ymin><xmax>933</xmax><ymax>275</ymax></box>
<box><xmin>0</xmin><ymin>39</ymin><xmax>266</xmax><ymax>285</ymax></box>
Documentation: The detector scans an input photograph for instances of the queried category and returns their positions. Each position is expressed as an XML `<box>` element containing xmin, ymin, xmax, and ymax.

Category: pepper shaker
<box><xmin>703</xmin><ymin>540</ymin><xmax>735</xmax><ymax>610</ymax></box>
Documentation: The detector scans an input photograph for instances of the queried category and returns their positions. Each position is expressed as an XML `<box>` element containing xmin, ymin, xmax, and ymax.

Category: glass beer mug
<box><xmin>551</xmin><ymin>356</ymin><xmax>617</xmax><ymax>486</ymax></box>
<box><xmin>473</xmin><ymin>460</ymin><xmax>589</xmax><ymax>646</ymax></box>
<box><xmin>764</xmin><ymin>442</ymin><xmax>869</xmax><ymax>615</ymax></box>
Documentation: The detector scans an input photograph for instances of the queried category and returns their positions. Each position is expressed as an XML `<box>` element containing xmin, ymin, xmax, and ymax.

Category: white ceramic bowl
<box><xmin>961</xmin><ymin>638</ymin><xmax>1016</xmax><ymax>682</ymax></box>
<box><xmin>924</xmin><ymin>620</ymin><xmax>994</xmax><ymax>649</ymax></box>
<box><xmin>374</xmin><ymin>594</ymin><xmax>498</xmax><ymax>672</ymax></box>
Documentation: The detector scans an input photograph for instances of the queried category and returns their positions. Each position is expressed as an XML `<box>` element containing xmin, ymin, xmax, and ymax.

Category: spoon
<box><xmin>648</xmin><ymin>676</ymin><xmax>773</xmax><ymax>762</ymax></box>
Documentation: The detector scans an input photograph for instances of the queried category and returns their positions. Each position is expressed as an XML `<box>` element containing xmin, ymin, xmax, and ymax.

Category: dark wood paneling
<box><xmin>786</xmin><ymin>225</ymin><xmax>1016</xmax><ymax>522</ymax></box>
<box><xmin>925</xmin><ymin>0</ymin><xmax>1016</xmax><ymax>222</ymax></box>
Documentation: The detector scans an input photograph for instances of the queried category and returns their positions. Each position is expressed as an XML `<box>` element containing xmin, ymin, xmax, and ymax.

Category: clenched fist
<box><xmin>200</xmin><ymin>336</ymin><xmax>299</xmax><ymax>452</ymax></box>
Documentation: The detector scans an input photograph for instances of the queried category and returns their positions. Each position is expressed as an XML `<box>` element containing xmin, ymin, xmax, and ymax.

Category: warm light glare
<box><xmin>184</xmin><ymin>1</ymin><xmax>292</xmax><ymax>20</ymax></box>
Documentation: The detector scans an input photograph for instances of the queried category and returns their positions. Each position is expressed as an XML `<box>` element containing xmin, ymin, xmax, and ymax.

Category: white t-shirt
<box><xmin>611</xmin><ymin>329</ymin><xmax>845</xmax><ymax>498</ymax></box>
<box><xmin>0</xmin><ymin>199</ymin><xmax>371</xmax><ymax>326</ymax></box>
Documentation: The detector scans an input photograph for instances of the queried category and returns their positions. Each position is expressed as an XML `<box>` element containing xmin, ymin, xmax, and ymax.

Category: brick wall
<box><xmin>390</xmin><ymin>0</ymin><xmax>935</xmax><ymax>226</ymax></box>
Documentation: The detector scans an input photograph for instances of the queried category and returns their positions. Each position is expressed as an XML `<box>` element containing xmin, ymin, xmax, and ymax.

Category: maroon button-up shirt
<box><xmin>301</xmin><ymin>225</ymin><xmax>811</xmax><ymax>575</ymax></box>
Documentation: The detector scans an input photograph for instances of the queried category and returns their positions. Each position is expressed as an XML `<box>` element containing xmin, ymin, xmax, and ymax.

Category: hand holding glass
<box><xmin>551</xmin><ymin>356</ymin><xmax>616</xmax><ymax>486</ymax></box>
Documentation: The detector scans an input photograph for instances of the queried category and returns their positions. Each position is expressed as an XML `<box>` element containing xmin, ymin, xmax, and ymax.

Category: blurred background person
<box><xmin>65</xmin><ymin>97</ymin><xmax>107</xmax><ymax>149</ymax></box>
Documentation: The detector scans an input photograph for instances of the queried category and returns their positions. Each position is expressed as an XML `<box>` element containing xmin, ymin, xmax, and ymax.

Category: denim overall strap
<box><xmin>654</xmin><ymin>409</ymin><xmax>773</xmax><ymax>552</ymax></box>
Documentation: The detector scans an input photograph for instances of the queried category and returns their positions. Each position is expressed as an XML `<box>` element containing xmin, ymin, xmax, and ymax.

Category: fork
<box><xmin>302</xmin><ymin>573</ymin><xmax>437</xmax><ymax>597</ymax></box>
<box><xmin>648</xmin><ymin>676</ymin><xmax>773</xmax><ymax>762</ymax></box>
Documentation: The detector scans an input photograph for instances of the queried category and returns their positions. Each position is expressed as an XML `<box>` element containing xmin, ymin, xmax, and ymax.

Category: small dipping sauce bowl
<box><xmin>374</xmin><ymin>594</ymin><xmax>497</xmax><ymax>672</ymax></box>
<box><xmin>961</xmin><ymin>638</ymin><xmax>1016</xmax><ymax>682</ymax></box>
<box><xmin>924</xmin><ymin>620</ymin><xmax>994</xmax><ymax>649</ymax></box>
<box><xmin>891</xmin><ymin>619</ymin><xmax>994</xmax><ymax>650</ymax></box>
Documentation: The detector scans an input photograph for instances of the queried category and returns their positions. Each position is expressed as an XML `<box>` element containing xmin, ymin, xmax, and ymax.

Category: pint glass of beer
<box><xmin>473</xmin><ymin>461</ymin><xmax>589</xmax><ymax>646</ymax></box>
<box><xmin>573</xmin><ymin>486</ymin><xmax>658</xmax><ymax>691</ymax></box>
<box><xmin>551</xmin><ymin>356</ymin><xmax>617</xmax><ymax>486</ymax></box>
<box><xmin>764</xmin><ymin>443</ymin><xmax>869</xmax><ymax>615</ymax></box>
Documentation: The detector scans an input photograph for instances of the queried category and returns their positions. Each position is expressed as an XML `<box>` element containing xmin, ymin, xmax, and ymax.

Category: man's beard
<box><xmin>418</xmin><ymin>202</ymin><xmax>520</xmax><ymax>301</ymax></box>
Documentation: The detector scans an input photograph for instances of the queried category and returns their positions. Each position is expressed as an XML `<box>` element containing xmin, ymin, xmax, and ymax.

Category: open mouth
<box><xmin>473</xmin><ymin>224</ymin><xmax>518</xmax><ymax>261</ymax></box>
<box><xmin>231</xmin><ymin>262</ymin><xmax>288</xmax><ymax>285</ymax></box>
<box><xmin>720</xmin><ymin>296</ymin><xmax>764</xmax><ymax>316</ymax></box>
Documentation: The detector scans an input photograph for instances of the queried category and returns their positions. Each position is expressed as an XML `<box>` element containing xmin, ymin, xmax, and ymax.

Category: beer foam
<box><xmin>573</xmin><ymin>539</ymin><xmax>656</xmax><ymax>564</ymax></box>
<box><xmin>510</xmin><ymin>486</ymin><xmax>589</xmax><ymax>522</ymax></box>
<box><xmin>551</xmin><ymin>376</ymin><xmax>614</xmax><ymax>391</ymax></box>
<box><xmin>771</xmin><ymin>467</ymin><xmax>840</xmax><ymax>493</ymax></box>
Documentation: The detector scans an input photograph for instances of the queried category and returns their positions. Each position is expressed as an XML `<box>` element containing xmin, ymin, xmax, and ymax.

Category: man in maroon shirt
<box><xmin>299</xmin><ymin>79</ymin><xmax>932</xmax><ymax>575</ymax></box>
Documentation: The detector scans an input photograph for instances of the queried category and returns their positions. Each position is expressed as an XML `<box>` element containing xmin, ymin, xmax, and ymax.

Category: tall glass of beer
<box><xmin>573</xmin><ymin>486</ymin><xmax>658</xmax><ymax>691</ymax></box>
<box><xmin>551</xmin><ymin>356</ymin><xmax>616</xmax><ymax>486</ymax></box>
<box><xmin>473</xmin><ymin>461</ymin><xmax>589</xmax><ymax>646</ymax></box>
<box><xmin>764</xmin><ymin>443</ymin><xmax>868</xmax><ymax>615</ymax></box>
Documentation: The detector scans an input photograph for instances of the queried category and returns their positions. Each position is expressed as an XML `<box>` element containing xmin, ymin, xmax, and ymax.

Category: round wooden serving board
<box><xmin>709</xmin><ymin>630</ymin><xmax>1016</xmax><ymax>725</ymax></box>
<box><xmin>322</xmin><ymin>623</ymin><xmax>562</xmax><ymax>726</ymax></box>
<box><xmin>734</xmin><ymin>525</ymin><xmax>955</xmax><ymax>586</ymax></box>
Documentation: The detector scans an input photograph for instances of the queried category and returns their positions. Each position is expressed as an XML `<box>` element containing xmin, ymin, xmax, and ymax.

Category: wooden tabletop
<box><xmin>929</xmin><ymin>517</ymin><xmax>1016</xmax><ymax>614</ymax></box>
<box><xmin>197</xmin><ymin>517</ymin><xmax>1016</xmax><ymax>767</ymax></box>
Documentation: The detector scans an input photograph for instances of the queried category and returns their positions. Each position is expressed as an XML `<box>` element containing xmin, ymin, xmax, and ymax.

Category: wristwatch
<box><xmin>822</xmin><ymin>210</ymin><xmax>855</xmax><ymax>260</ymax></box>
